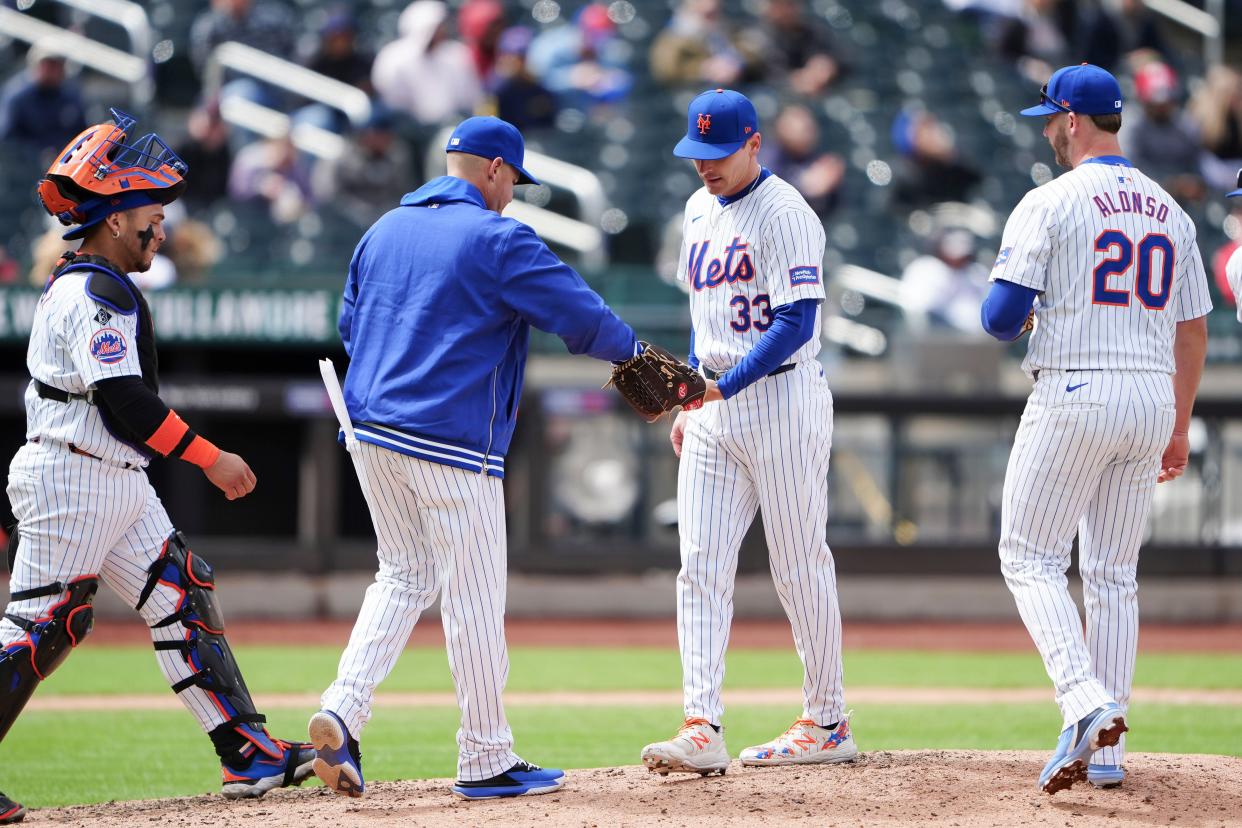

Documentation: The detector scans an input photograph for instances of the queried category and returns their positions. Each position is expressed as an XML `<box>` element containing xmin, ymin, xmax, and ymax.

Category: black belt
<box><xmin>702</xmin><ymin>362</ymin><xmax>797</xmax><ymax>382</ymax></box>
<box><xmin>34</xmin><ymin>380</ymin><xmax>94</xmax><ymax>404</ymax></box>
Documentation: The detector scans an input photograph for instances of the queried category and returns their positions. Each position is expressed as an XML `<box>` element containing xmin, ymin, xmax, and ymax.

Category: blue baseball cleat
<box><xmin>308</xmin><ymin>710</ymin><xmax>364</xmax><ymax>798</ymax></box>
<box><xmin>1088</xmin><ymin>763</ymin><xmax>1125</xmax><ymax>788</ymax></box>
<box><xmin>452</xmin><ymin>760</ymin><xmax>565</xmax><ymax>800</ymax></box>
<box><xmin>220</xmin><ymin>737</ymin><xmax>316</xmax><ymax>799</ymax></box>
<box><xmin>1039</xmin><ymin>704</ymin><xmax>1128</xmax><ymax>794</ymax></box>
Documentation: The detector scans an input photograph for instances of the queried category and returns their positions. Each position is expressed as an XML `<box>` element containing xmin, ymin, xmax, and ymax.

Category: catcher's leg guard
<box><xmin>0</xmin><ymin>576</ymin><xmax>98</xmax><ymax>742</ymax></box>
<box><xmin>135</xmin><ymin>532</ymin><xmax>284</xmax><ymax>761</ymax></box>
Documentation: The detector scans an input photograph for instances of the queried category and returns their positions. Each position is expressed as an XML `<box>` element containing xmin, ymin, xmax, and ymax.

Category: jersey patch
<box><xmin>993</xmin><ymin>247</ymin><xmax>1012</xmax><ymax>269</ymax></box>
<box><xmin>94</xmin><ymin>307</ymin><xmax>112</xmax><ymax>326</ymax></box>
<box><xmin>90</xmin><ymin>328</ymin><xmax>128</xmax><ymax>364</ymax></box>
<box><xmin>789</xmin><ymin>266</ymin><xmax>819</xmax><ymax>287</ymax></box>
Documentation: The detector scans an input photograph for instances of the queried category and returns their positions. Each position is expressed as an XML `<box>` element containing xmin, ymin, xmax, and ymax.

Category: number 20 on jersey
<box><xmin>1093</xmin><ymin>230</ymin><xmax>1174</xmax><ymax>309</ymax></box>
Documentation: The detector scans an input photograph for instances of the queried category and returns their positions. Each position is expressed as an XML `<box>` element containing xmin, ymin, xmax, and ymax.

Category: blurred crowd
<box><xmin>0</xmin><ymin>0</ymin><xmax>1237</xmax><ymax>320</ymax></box>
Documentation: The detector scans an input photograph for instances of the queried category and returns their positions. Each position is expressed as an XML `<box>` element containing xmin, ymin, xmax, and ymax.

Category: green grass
<box><xmin>35</xmin><ymin>645</ymin><xmax>1242</xmax><ymax>696</ymax></box>
<box><xmin>4</xmin><ymin>703</ymin><xmax>1239</xmax><ymax>808</ymax></box>
<box><xmin>6</xmin><ymin>645</ymin><xmax>1240</xmax><ymax>808</ymax></box>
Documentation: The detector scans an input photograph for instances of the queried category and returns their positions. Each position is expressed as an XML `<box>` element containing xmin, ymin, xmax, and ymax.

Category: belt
<box><xmin>34</xmin><ymin>379</ymin><xmax>95</xmax><ymax>405</ymax></box>
<box><xmin>29</xmin><ymin>436</ymin><xmax>140</xmax><ymax>470</ymax></box>
<box><xmin>701</xmin><ymin>362</ymin><xmax>797</xmax><ymax>382</ymax></box>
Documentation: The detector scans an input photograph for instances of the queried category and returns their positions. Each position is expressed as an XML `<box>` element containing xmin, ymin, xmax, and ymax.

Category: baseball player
<box><xmin>309</xmin><ymin>116</ymin><xmax>689</xmax><ymax>800</ymax></box>
<box><xmin>982</xmin><ymin>64</ymin><xmax>1211</xmax><ymax>794</ymax></box>
<box><xmin>0</xmin><ymin>110</ymin><xmax>315</xmax><ymax>824</ymax></box>
<box><xmin>640</xmin><ymin>89</ymin><xmax>855</xmax><ymax>776</ymax></box>
<box><xmin>1226</xmin><ymin>169</ymin><xmax>1242</xmax><ymax>316</ymax></box>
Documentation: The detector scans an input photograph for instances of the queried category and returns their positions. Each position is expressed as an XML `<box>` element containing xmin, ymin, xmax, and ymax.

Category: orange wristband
<box><xmin>146</xmin><ymin>410</ymin><xmax>190</xmax><ymax>456</ymax></box>
<box><xmin>181</xmin><ymin>436</ymin><xmax>221</xmax><ymax>469</ymax></box>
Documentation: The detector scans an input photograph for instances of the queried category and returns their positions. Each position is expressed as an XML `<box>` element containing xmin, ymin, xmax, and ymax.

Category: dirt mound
<box><xmin>36</xmin><ymin>751</ymin><xmax>1241</xmax><ymax>827</ymax></box>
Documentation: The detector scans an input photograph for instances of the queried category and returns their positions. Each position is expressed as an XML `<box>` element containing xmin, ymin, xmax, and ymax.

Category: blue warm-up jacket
<box><xmin>339</xmin><ymin>177</ymin><xmax>637</xmax><ymax>477</ymax></box>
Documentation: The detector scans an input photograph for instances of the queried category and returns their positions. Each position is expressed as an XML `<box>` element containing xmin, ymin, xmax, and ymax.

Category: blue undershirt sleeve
<box><xmin>499</xmin><ymin>223</ymin><xmax>638</xmax><ymax>361</ymax></box>
<box><xmin>717</xmin><ymin>298</ymin><xmax>818</xmax><ymax>399</ymax></box>
<box><xmin>981</xmin><ymin>279</ymin><xmax>1039</xmax><ymax>340</ymax></box>
<box><xmin>688</xmin><ymin>327</ymin><xmax>699</xmax><ymax>370</ymax></box>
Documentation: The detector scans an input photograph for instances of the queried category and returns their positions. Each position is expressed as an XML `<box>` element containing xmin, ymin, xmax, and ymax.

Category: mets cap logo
<box><xmin>697</xmin><ymin>113</ymin><xmax>711</xmax><ymax>134</ymax></box>
<box><xmin>90</xmin><ymin>328</ymin><xmax>128</xmax><ymax>364</ymax></box>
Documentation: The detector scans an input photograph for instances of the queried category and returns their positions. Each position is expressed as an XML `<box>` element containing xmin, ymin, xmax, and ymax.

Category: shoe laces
<box><xmin>678</xmin><ymin>717</ymin><xmax>714</xmax><ymax>735</ymax></box>
<box><xmin>784</xmin><ymin>718</ymin><xmax>820</xmax><ymax>736</ymax></box>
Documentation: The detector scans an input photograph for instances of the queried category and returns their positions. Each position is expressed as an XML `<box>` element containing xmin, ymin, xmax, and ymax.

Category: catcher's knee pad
<box><xmin>137</xmin><ymin>532</ymin><xmax>281</xmax><ymax>758</ymax></box>
<box><xmin>0</xmin><ymin>576</ymin><xmax>98</xmax><ymax>741</ymax></box>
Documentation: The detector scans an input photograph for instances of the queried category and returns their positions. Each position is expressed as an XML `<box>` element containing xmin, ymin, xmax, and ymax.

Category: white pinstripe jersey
<box><xmin>24</xmin><ymin>271</ymin><xmax>149</xmax><ymax>467</ymax></box>
<box><xmin>675</xmin><ymin>174</ymin><xmax>826</xmax><ymax>372</ymax></box>
<box><xmin>990</xmin><ymin>158</ymin><xmax>1213</xmax><ymax>377</ymax></box>
<box><xmin>1227</xmin><ymin>245</ymin><xmax>1242</xmax><ymax>322</ymax></box>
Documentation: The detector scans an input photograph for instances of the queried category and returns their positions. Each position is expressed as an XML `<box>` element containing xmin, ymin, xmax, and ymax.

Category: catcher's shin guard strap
<box><xmin>0</xmin><ymin>576</ymin><xmax>97</xmax><ymax>742</ymax></box>
<box><xmin>136</xmin><ymin>531</ymin><xmax>224</xmax><ymax>633</ymax></box>
<box><xmin>139</xmin><ymin>531</ymin><xmax>280</xmax><ymax>759</ymax></box>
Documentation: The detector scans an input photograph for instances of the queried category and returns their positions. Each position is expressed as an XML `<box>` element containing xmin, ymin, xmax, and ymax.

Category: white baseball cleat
<box><xmin>739</xmin><ymin>712</ymin><xmax>858</xmax><ymax>766</ymax></box>
<box><xmin>641</xmin><ymin>717</ymin><xmax>730</xmax><ymax>776</ymax></box>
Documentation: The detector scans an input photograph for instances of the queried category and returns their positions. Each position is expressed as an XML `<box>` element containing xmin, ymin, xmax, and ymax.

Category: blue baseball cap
<box><xmin>1020</xmin><ymin>63</ymin><xmax>1123</xmax><ymax>117</ymax></box>
<box><xmin>1228</xmin><ymin>168</ymin><xmax>1242</xmax><ymax>198</ymax></box>
<box><xmin>674</xmin><ymin>89</ymin><xmax>759</xmax><ymax>160</ymax></box>
<box><xmin>446</xmin><ymin>116</ymin><xmax>539</xmax><ymax>185</ymax></box>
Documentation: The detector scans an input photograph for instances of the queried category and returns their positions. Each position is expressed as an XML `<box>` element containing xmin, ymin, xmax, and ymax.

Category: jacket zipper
<box><xmin>482</xmin><ymin>366</ymin><xmax>499</xmax><ymax>475</ymax></box>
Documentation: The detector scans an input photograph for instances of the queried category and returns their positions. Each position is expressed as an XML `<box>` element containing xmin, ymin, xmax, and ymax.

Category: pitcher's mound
<box><xmin>38</xmin><ymin>751</ymin><xmax>1242</xmax><ymax>827</ymax></box>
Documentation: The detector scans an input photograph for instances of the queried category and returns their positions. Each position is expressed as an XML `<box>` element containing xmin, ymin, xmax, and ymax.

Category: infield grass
<box><xmin>4</xmin><ymin>645</ymin><xmax>1240</xmax><ymax>808</ymax></box>
<box><xmin>31</xmin><ymin>646</ymin><xmax>1242</xmax><ymax>696</ymax></box>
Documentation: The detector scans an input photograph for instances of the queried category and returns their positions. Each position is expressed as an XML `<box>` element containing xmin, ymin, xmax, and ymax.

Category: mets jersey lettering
<box><xmin>990</xmin><ymin>160</ymin><xmax>1211</xmax><ymax>376</ymax></box>
<box><xmin>676</xmin><ymin>174</ymin><xmax>826</xmax><ymax>372</ymax></box>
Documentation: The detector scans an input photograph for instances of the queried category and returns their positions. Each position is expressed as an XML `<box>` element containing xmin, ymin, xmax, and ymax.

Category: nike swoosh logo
<box><xmin>691</xmin><ymin>215</ymin><xmax>703</xmax><ymax>223</ymax></box>
<box><xmin>1066</xmin><ymin>382</ymin><xmax>1089</xmax><ymax>392</ymax></box>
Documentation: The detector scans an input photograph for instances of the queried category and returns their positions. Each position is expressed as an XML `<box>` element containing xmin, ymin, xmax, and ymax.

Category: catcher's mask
<box><xmin>37</xmin><ymin>108</ymin><xmax>188</xmax><ymax>240</ymax></box>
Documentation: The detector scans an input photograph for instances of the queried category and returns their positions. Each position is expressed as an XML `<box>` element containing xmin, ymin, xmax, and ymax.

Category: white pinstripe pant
<box><xmin>676</xmin><ymin>362</ymin><xmax>844</xmax><ymax>726</ymax></box>
<box><xmin>1000</xmin><ymin>370</ymin><xmax>1175</xmax><ymax>765</ymax></box>
<box><xmin>321</xmin><ymin>441</ymin><xmax>518</xmax><ymax>781</ymax></box>
<box><xmin>2</xmin><ymin>442</ymin><xmax>225</xmax><ymax>732</ymax></box>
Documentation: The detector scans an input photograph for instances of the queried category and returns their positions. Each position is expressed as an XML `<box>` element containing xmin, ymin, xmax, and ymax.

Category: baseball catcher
<box><xmin>0</xmin><ymin>109</ymin><xmax>314</xmax><ymax>824</ymax></box>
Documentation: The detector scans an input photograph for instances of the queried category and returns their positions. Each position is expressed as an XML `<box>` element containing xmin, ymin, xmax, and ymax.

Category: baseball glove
<box><xmin>607</xmin><ymin>342</ymin><xmax>707</xmax><ymax>423</ymax></box>
<box><xmin>1011</xmin><ymin>310</ymin><xmax>1035</xmax><ymax>340</ymax></box>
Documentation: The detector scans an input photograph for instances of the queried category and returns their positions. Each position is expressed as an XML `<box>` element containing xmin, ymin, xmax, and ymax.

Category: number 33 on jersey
<box><xmin>677</xmin><ymin>175</ymin><xmax>828</xmax><ymax>371</ymax></box>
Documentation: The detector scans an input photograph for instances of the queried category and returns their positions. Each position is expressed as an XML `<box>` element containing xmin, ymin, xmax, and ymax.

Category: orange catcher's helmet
<box><xmin>37</xmin><ymin>108</ymin><xmax>188</xmax><ymax>240</ymax></box>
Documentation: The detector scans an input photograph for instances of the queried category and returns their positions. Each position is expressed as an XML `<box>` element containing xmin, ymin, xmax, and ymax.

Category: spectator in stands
<box><xmin>759</xmin><ymin>103</ymin><xmax>844</xmax><ymax>218</ymax></box>
<box><xmin>1213</xmin><ymin>185</ymin><xmax>1242</xmax><ymax>311</ymax></box>
<box><xmin>190</xmin><ymin>0</ymin><xmax>296</xmax><ymax>75</ymax></box>
<box><xmin>1189</xmin><ymin>66</ymin><xmax>1242</xmax><ymax>193</ymax></box>
<box><xmin>177</xmin><ymin>100</ymin><xmax>233</xmax><ymax>208</ymax></box>
<box><xmin>458</xmin><ymin>0</ymin><xmax>506</xmax><ymax>86</ymax></box>
<box><xmin>1121</xmin><ymin>62</ymin><xmax>1204</xmax><ymax>203</ymax></box>
<box><xmin>229</xmin><ymin>134</ymin><xmax>314</xmax><ymax>224</ymax></box>
<box><xmin>1080</xmin><ymin>0</ymin><xmax>1172</xmax><ymax>73</ymax></box>
<box><xmin>489</xmin><ymin>27</ymin><xmax>558</xmax><ymax>132</ymax></box>
<box><xmin>306</xmin><ymin>8</ymin><xmax>374</xmax><ymax>94</ymax></box>
<box><xmin>313</xmin><ymin>106</ymin><xmax>414</xmax><ymax>228</ymax></box>
<box><xmin>900</xmin><ymin>229</ymin><xmax>990</xmax><ymax>335</ymax></box>
<box><xmin>0</xmin><ymin>44</ymin><xmax>86</xmax><ymax>157</ymax></box>
<box><xmin>0</xmin><ymin>246</ymin><xmax>19</xmax><ymax>284</ymax></box>
<box><xmin>527</xmin><ymin>4</ymin><xmax>633</xmax><ymax>113</ymax></box>
<box><xmin>160</xmin><ymin>208</ymin><xmax>224</xmax><ymax>285</ymax></box>
<box><xmin>649</xmin><ymin>0</ymin><xmax>767</xmax><ymax>89</ymax></box>
<box><xmin>987</xmin><ymin>0</ymin><xmax>1074</xmax><ymax>85</ymax></box>
<box><xmin>890</xmin><ymin>109</ymin><xmax>982</xmax><ymax>209</ymax></box>
<box><xmin>372</xmin><ymin>0</ymin><xmax>483</xmax><ymax>126</ymax></box>
<box><xmin>759</xmin><ymin>0</ymin><xmax>844</xmax><ymax>97</ymax></box>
